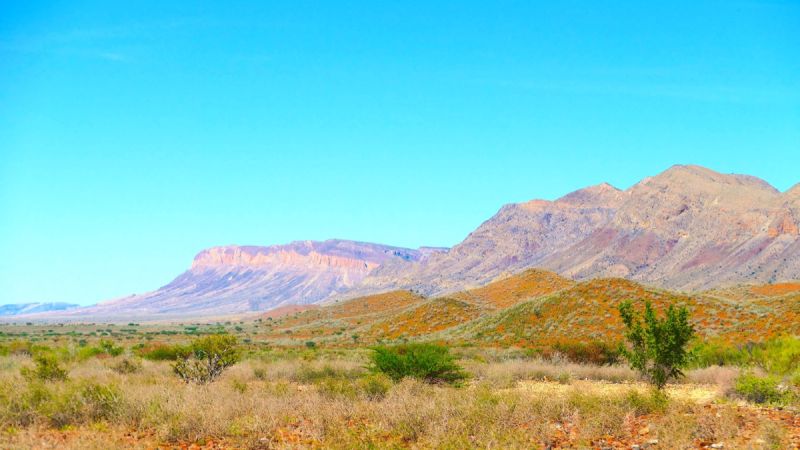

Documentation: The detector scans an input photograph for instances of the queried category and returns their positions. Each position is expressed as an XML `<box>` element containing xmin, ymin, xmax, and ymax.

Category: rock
<box><xmin>710</xmin><ymin>444</ymin><xmax>724</xmax><ymax>449</ymax></box>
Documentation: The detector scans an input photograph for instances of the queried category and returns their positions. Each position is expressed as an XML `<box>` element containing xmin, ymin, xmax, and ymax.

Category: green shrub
<box><xmin>21</xmin><ymin>355</ymin><xmax>68</xmax><ymax>382</ymax></box>
<box><xmin>618</xmin><ymin>300</ymin><xmax>694</xmax><ymax>389</ymax></box>
<box><xmin>295</xmin><ymin>364</ymin><xmax>360</xmax><ymax>383</ymax></box>
<box><xmin>136</xmin><ymin>343</ymin><xmax>190</xmax><ymax>361</ymax></box>
<box><xmin>369</xmin><ymin>343</ymin><xmax>468</xmax><ymax>385</ymax></box>
<box><xmin>358</xmin><ymin>373</ymin><xmax>393</xmax><ymax>400</ymax></box>
<box><xmin>690</xmin><ymin>337</ymin><xmax>800</xmax><ymax>376</ymax></box>
<box><xmin>733</xmin><ymin>372</ymin><xmax>792</xmax><ymax>405</ymax></box>
<box><xmin>97</xmin><ymin>339</ymin><xmax>124</xmax><ymax>357</ymax></box>
<box><xmin>172</xmin><ymin>335</ymin><xmax>240</xmax><ymax>384</ymax></box>
<box><xmin>690</xmin><ymin>342</ymin><xmax>751</xmax><ymax>368</ymax></box>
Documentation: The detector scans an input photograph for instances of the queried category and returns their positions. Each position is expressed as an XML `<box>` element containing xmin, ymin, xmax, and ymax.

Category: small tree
<box><xmin>618</xmin><ymin>300</ymin><xmax>694</xmax><ymax>389</ymax></box>
<box><xmin>173</xmin><ymin>335</ymin><xmax>240</xmax><ymax>384</ymax></box>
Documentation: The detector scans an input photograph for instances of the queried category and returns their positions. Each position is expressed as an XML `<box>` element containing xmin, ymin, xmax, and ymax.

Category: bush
<box><xmin>548</xmin><ymin>341</ymin><xmax>621</xmax><ymax>366</ymax></box>
<box><xmin>691</xmin><ymin>337</ymin><xmax>800</xmax><ymax>374</ymax></box>
<box><xmin>618</xmin><ymin>300</ymin><xmax>694</xmax><ymax>389</ymax></box>
<box><xmin>173</xmin><ymin>335</ymin><xmax>240</xmax><ymax>384</ymax></box>
<box><xmin>136</xmin><ymin>343</ymin><xmax>189</xmax><ymax>361</ymax></box>
<box><xmin>369</xmin><ymin>343</ymin><xmax>468</xmax><ymax>385</ymax></box>
<box><xmin>111</xmin><ymin>358</ymin><xmax>142</xmax><ymax>374</ymax></box>
<box><xmin>358</xmin><ymin>373</ymin><xmax>393</xmax><ymax>400</ymax></box>
<box><xmin>21</xmin><ymin>354</ymin><xmax>68</xmax><ymax>382</ymax></box>
<box><xmin>732</xmin><ymin>372</ymin><xmax>792</xmax><ymax>405</ymax></box>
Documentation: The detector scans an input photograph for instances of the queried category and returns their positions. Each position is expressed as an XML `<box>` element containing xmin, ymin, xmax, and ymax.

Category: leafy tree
<box><xmin>618</xmin><ymin>300</ymin><xmax>694</xmax><ymax>389</ymax></box>
<box><xmin>173</xmin><ymin>335</ymin><xmax>240</xmax><ymax>384</ymax></box>
<box><xmin>369</xmin><ymin>343</ymin><xmax>467</xmax><ymax>385</ymax></box>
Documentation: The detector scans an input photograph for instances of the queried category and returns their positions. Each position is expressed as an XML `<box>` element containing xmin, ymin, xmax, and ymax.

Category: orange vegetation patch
<box><xmin>261</xmin><ymin>304</ymin><xmax>319</xmax><ymax>320</ymax></box>
<box><xmin>465</xmin><ymin>277</ymin><xmax>800</xmax><ymax>347</ymax></box>
<box><xmin>331</xmin><ymin>290</ymin><xmax>424</xmax><ymax>320</ymax></box>
<box><xmin>751</xmin><ymin>282</ymin><xmax>800</xmax><ymax>296</ymax></box>
<box><xmin>452</xmin><ymin>269</ymin><xmax>574</xmax><ymax>309</ymax></box>
<box><xmin>369</xmin><ymin>297</ymin><xmax>481</xmax><ymax>339</ymax></box>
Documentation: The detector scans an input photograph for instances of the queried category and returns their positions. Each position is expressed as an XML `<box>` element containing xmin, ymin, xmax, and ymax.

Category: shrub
<box><xmin>358</xmin><ymin>373</ymin><xmax>393</xmax><ymax>400</ymax></box>
<box><xmin>691</xmin><ymin>337</ymin><xmax>800</xmax><ymax>374</ymax></box>
<box><xmin>732</xmin><ymin>372</ymin><xmax>792</xmax><ymax>405</ymax></box>
<box><xmin>549</xmin><ymin>341</ymin><xmax>621</xmax><ymax>366</ymax></box>
<box><xmin>173</xmin><ymin>335</ymin><xmax>240</xmax><ymax>384</ymax></box>
<box><xmin>618</xmin><ymin>300</ymin><xmax>694</xmax><ymax>389</ymax></box>
<box><xmin>111</xmin><ymin>358</ymin><xmax>142</xmax><ymax>374</ymax></box>
<box><xmin>21</xmin><ymin>354</ymin><xmax>68</xmax><ymax>382</ymax></box>
<box><xmin>369</xmin><ymin>343</ymin><xmax>468</xmax><ymax>385</ymax></box>
<box><xmin>136</xmin><ymin>343</ymin><xmax>189</xmax><ymax>361</ymax></box>
<box><xmin>97</xmin><ymin>339</ymin><xmax>124</xmax><ymax>357</ymax></box>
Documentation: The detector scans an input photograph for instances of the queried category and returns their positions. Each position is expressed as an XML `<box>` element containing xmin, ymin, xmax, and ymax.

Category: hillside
<box><xmin>358</xmin><ymin>165</ymin><xmax>800</xmax><ymax>295</ymax></box>
<box><xmin>262</xmin><ymin>268</ymin><xmax>800</xmax><ymax>346</ymax></box>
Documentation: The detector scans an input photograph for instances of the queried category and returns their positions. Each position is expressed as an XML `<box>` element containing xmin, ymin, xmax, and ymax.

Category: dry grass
<box><xmin>0</xmin><ymin>349</ymin><xmax>797</xmax><ymax>449</ymax></box>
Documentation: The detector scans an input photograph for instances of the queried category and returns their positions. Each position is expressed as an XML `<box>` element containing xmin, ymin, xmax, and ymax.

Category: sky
<box><xmin>1</xmin><ymin>1</ymin><xmax>799</xmax><ymax>305</ymax></box>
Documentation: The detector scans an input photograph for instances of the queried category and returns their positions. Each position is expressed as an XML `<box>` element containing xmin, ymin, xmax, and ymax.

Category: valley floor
<box><xmin>0</xmin><ymin>351</ymin><xmax>798</xmax><ymax>449</ymax></box>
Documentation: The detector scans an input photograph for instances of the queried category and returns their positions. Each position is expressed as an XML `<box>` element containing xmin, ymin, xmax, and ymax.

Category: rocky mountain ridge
<box><xmin>355</xmin><ymin>165</ymin><xmax>800</xmax><ymax>295</ymax></box>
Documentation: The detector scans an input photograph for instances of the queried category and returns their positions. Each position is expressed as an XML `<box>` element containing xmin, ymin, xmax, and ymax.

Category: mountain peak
<box><xmin>646</xmin><ymin>164</ymin><xmax>778</xmax><ymax>193</ymax></box>
<box><xmin>557</xmin><ymin>182</ymin><xmax>625</xmax><ymax>207</ymax></box>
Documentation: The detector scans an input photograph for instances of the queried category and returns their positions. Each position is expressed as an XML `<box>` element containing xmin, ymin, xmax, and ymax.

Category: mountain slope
<box><xmin>359</xmin><ymin>165</ymin><xmax>800</xmax><ymax>294</ymax></box>
<box><xmin>261</xmin><ymin>269</ymin><xmax>800</xmax><ymax>346</ymax></box>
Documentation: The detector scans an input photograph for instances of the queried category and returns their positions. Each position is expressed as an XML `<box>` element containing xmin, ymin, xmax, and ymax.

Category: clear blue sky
<box><xmin>1</xmin><ymin>1</ymin><xmax>799</xmax><ymax>305</ymax></box>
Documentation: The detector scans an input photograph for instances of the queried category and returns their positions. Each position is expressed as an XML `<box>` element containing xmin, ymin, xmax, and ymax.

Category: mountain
<box><xmin>0</xmin><ymin>302</ymin><xmax>78</xmax><ymax>316</ymax></box>
<box><xmin>18</xmin><ymin>164</ymin><xmax>800</xmax><ymax>321</ymax></box>
<box><xmin>29</xmin><ymin>240</ymin><xmax>444</xmax><ymax>321</ymax></box>
<box><xmin>357</xmin><ymin>165</ymin><xmax>800</xmax><ymax>294</ymax></box>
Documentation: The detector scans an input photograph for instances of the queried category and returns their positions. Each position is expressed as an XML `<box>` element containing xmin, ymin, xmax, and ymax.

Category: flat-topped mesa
<box><xmin>192</xmin><ymin>246</ymin><xmax>376</xmax><ymax>271</ymax></box>
<box><xmin>191</xmin><ymin>240</ymin><xmax>425</xmax><ymax>271</ymax></box>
